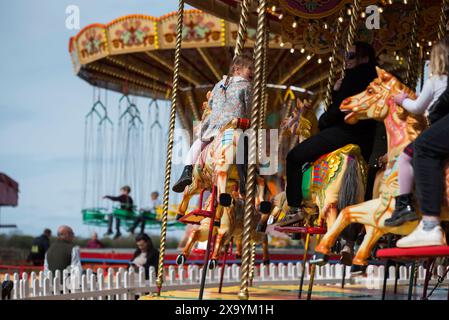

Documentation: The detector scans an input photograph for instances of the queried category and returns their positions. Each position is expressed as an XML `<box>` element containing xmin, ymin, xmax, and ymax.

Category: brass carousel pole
<box><xmin>238</xmin><ymin>0</ymin><xmax>267</xmax><ymax>300</ymax></box>
<box><xmin>155</xmin><ymin>0</ymin><xmax>184</xmax><ymax>296</ymax></box>
<box><xmin>438</xmin><ymin>0</ymin><xmax>449</xmax><ymax>41</ymax></box>
<box><xmin>251</xmin><ymin>26</ymin><xmax>269</xmax><ymax>286</ymax></box>
<box><xmin>404</xmin><ymin>0</ymin><xmax>420</xmax><ymax>89</ymax></box>
<box><xmin>306</xmin><ymin>0</ymin><xmax>362</xmax><ymax>301</ymax></box>
<box><xmin>234</xmin><ymin>0</ymin><xmax>253</xmax><ymax>57</ymax></box>
<box><xmin>323</xmin><ymin>8</ymin><xmax>345</xmax><ymax>111</ymax></box>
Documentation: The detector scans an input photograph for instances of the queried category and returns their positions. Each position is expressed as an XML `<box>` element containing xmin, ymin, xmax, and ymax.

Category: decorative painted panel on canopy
<box><xmin>107</xmin><ymin>15</ymin><xmax>158</xmax><ymax>54</ymax></box>
<box><xmin>69</xmin><ymin>10</ymin><xmax>283</xmax><ymax>71</ymax></box>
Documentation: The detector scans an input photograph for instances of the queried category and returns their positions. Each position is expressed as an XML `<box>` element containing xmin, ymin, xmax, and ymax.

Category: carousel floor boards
<box><xmin>140</xmin><ymin>283</ymin><xmax>449</xmax><ymax>300</ymax></box>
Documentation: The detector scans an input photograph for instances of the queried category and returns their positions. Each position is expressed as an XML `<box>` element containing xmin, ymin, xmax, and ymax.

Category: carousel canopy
<box><xmin>186</xmin><ymin>0</ymin><xmax>446</xmax><ymax>74</ymax></box>
<box><xmin>69</xmin><ymin>10</ymin><xmax>328</xmax><ymax>131</ymax></box>
<box><xmin>69</xmin><ymin>2</ymin><xmax>444</xmax><ymax>130</ymax></box>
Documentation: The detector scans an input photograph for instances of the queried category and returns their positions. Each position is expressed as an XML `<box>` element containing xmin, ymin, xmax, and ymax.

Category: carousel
<box><xmin>69</xmin><ymin>0</ymin><xmax>449</xmax><ymax>300</ymax></box>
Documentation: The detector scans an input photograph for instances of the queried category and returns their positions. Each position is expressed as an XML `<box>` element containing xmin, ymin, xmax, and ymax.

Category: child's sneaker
<box><xmin>396</xmin><ymin>221</ymin><xmax>446</xmax><ymax>248</ymax></box>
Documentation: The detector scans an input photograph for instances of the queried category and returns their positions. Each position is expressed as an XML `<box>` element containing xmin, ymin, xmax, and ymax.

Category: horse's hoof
<box><xmin>235</xmin><ymin>254</ymin><xmax>242</xmax><ymax>260</ymax></box>
<box><xmin>219</xmin><ymin>193</ymin><xmax>232</xmax><ymax>207</ymax></box>
<box><xmin>258</xmin><ymin>201</ymin><xmax>272</xmax><ymax>214</ymax></box>
<box><xmin>255</xmin><ymin>223</ymin><xmax>267</xmax><ymax>233</ymax></box>
<box><xmin>263</xmin><ymin>259</ymin><xmax>270</xmax><ymax>265</ymax></box>
<box><xmin>350</xmin><ymin>264</ymin><xmax>367</xmax><ymax>276</ymax></box>
<box><xmin>208</xmin><ymin>259</ymin><xmax>217</xmax><ymax>270</ymax></box>
<box><xmin>175</xmin><ymin>214</ymin><xmax>184</xmax><ymax>221</ymax></box>
<box><xmin>176</xmin><ymin>254</ymin><xmax>186</xmax><ymax>265</ymax></box>
<box><xmin>310</xmin><ymin>252</ymin><xmax>329</xmax><ymax>266</ymax></box>
<box><xmin>213</xmin><ymin>220</ymin><xmax>221</xmax><ymax>227</ymax></box>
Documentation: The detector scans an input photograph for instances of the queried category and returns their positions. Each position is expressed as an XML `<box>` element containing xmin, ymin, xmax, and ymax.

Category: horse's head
<box><xmin>340</xmin><ymin>67</ymin><xmax>415</xmax><ymax>124</ymax></box>
<box><xmin>282</xmin><ymin>99</ymin><xmax>317</xmax><ymax>141</ymax></box>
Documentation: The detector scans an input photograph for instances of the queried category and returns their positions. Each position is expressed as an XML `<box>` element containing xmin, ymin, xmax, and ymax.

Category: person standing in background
<box><xmin>85</xmin><ymin>232</ymin><xmax>105</xmax><ymax>249</ymax></box>
<box><xmin>28</xmin><ymin>228</ymin><xmax>51</xmax><ymax>266</ymax></box>
<box><xmin>44</xmin><ymin>225</ymin><xmax>82</xmax><ymax>275</ymax></box>
<box><xmin>130</xmin><ymin>233</ymin><xmax>159</xmax><ymax>279</ymax></box>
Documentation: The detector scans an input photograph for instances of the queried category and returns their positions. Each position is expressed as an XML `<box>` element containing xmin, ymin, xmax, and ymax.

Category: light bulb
<box><xmin>300</xmin><ymin>48</ymin><xmax>305</xmax><ymax>53</ymax></box>
<box><xmin>280</xmin><ymin>42</ymin><xmax>285</xmax><ymax>47</ymax></box>
<box><xmin>292</xmin><ymin>21</ymin><xmax>297</xmax><ymax>28</ymax></box>
<box><xmin>306</xmin><ymin>55</ymin><xmax>311</xmax><ymax>60</ymax></box>
<box><xmin>271</xmin><ymin>5</ymin><xmax>276</xmax><ymax>12</ymax></box>
<box><xmin>338</xmin><ymin>16</ymin><xmax>344</xmax><ymax>23</ymax></box>
<box><xmin>279</xmin><ymin>13</ymin><xmax>283</xmax><ymax>20</ymax></box>
<box><xmin>290</xmin><ymin>48</ymin><xmax>295</xmax><ymax>53</ymax></box>
<box><xmin>318</xmin><ymin>58</ymin><xmax>322</xmax><ymax>64</ymax></box>
<box><xmin>324</xmin><ymin>23</ymin><xmax>328</xmax><ymax>29</ymax></box>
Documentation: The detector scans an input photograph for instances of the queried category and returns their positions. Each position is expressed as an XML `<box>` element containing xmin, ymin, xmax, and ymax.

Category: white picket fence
<box><xmin>1</xmin><ymin>262</ymin><xmax>447</xmax><ymax>300</ymax></box>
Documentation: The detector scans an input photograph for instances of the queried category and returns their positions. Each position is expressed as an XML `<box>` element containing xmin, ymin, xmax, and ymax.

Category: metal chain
<box><xmin>238</xmin><ymin>0</ymin><xmax>266</xmax><ymax>300</ymax></box>
<box><xmin>155</xmin><ymin>0</ymin><xmax>184</xmax><ymax>296</ymax></box>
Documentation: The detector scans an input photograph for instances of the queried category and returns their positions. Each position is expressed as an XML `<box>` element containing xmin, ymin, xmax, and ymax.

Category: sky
<box><xmin>0</xmin><ymin>0</ymin><xmax>193</xmax><ymax>238</ymax></box>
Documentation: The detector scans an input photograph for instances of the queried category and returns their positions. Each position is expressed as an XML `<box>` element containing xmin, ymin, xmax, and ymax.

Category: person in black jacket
<box><xmin>279</xmin><ymin>42</ymin><xmax>378</xmax><ymax>227</ymax></box>
<box><xmin>28</xmin><ymin>228</ymin><xmax>51</xmax><ymax>266</ymax></box>
<box><xmin>130</xmin><ymin>233</ymin><xmax>159</xmax><ymax>280</ymax></box>
<box><xmin>103</xmin><ymin>185</ymin><xmax>134</xmax><ymax>239</ymax></box>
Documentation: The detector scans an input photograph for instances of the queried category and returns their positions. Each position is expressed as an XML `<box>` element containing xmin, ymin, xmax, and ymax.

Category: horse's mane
<box><xmin>389</xmin><ymin>77</ymin><xmax>428</xmax><ymax>141</ymax></box>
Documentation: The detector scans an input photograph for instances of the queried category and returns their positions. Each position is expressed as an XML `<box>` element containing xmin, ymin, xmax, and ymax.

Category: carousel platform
<box><xmin>139</xmin><ymin>282</ymin><xmax>449</xmax><ymax>300</ymax></box>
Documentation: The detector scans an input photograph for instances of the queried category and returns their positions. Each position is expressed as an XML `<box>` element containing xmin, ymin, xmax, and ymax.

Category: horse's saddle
<box><xmin>196</xmin><ymin>118</ymin><xmax>250</xmax><ymax>167</ymax></box>
<box><xmin>301</xmin><ymin>144</ymin><xmax>364</xmax><ymax>201</ymax></box>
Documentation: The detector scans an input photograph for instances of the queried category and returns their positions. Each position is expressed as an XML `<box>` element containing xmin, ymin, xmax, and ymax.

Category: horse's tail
<box><xmin>337</xmin><ymin>155</ymin><xmax>364</xmax><ymax>212</ymax></box>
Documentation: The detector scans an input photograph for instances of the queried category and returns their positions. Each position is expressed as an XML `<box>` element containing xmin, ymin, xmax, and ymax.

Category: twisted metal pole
<box><xmin>323</xmin><ymin>8</ymin><xmax>345</xmax><ymax>111</ymax></box>
<box><xmin>340</xmin><ymin>0</ymin><xmax>362</xmax><ymax>81</ymax></box>
<box><xmin>437</xmin><ymin>0</ymin><xmax>449</xmax><ymax>41</ymax></box>
<box><xmin>260</xmin><ymin>28</ymin><xmax>269</xmax><ymax>126</ymax></box>
<box><xmin>258</xmin><ymin>26</ymin><xmax>269</xmax><ymax>164</ymax></box>
<box><xmin>405</xmin><ymin>0</ymin><xmax>420</xmax><ymax>88</ymax></box>
<box><xmin>249</xmin><ymin>243</ymin><xmax>257</xmax><ymax>286</ymax></box>
<box><xmin>234</xmin><ymin>0</ymin><xmax>253</xmax><ymax>57</ymax></box>
<box><xmin>238</xmin><ymin>0</ymin><xmax>266</xmax><ymax>300</ymax></box>
<box><xmin>155</xmin><ymin>0</ymin><xmax>184</xmax><ymax>296</ymax></box>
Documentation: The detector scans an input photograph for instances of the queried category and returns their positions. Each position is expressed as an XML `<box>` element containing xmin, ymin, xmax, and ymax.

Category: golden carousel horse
<box><xmin>176</xmin><ymin>91</ymin><xmax>247</xmax><ymax>223</ymax></box>
<box><xmin>176</xmin><ymin>177</ymin><xmax>271</xmax><ymax>267</ymax></box>
<box><xmin>176</xmin><ymin>92</ymin><xmax>272</xmax><ymax>268</ymax></box>
<box><xmin>313</xmin><ymin>68</ymin><xmax>449</xmax><ymax>274</ymax></box>
<box><xmin>264</xmin><ymin>99</ymin><xmax>369</xmax><ymax>244</ymax></box>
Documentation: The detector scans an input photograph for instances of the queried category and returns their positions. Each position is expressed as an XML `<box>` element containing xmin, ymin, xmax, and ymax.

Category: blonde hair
<box><xmin>430</xmin><ymin>41</ymin><xmax>449</xmax><ymax>76</ymax></box>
